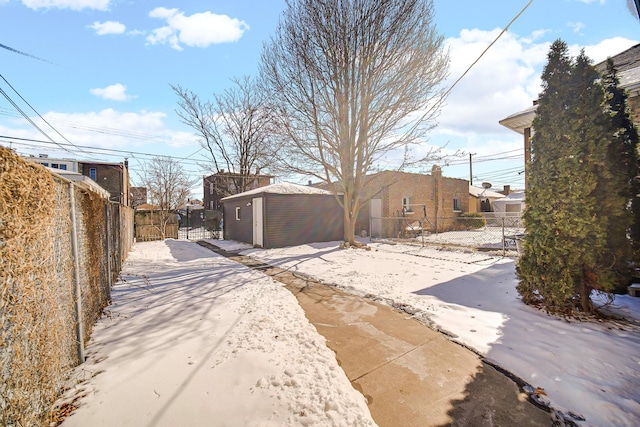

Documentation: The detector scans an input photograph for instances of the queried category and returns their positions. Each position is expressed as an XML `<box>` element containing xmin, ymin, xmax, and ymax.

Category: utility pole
<box><xmin>469</xmin><ymin>153</ymin><xmax>474</xmax><ymax>186</ymax></box>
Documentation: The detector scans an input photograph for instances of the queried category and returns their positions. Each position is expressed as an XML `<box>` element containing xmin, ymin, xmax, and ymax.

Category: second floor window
<box><xmin>89</xmin><ymin>168</ymin><xmax>97</xmax><ymax>181</ymax></box>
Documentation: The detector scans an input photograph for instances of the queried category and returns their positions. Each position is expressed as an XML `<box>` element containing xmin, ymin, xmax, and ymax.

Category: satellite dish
<box><xmin>481</xmin><ymin>182</ymin><xmax>492</xmax><ymax>189</ymax></box>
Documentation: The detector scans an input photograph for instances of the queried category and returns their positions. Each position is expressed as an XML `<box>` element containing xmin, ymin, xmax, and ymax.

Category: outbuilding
<box><xmin>491</xmin><ymin>191</ymin><xmax>526</xmax><ymax>214</ymax></box>
<box><xmin>221</xmin><ymin>183</ymin><xmax>344</xmax><ymax>249</ymax></box>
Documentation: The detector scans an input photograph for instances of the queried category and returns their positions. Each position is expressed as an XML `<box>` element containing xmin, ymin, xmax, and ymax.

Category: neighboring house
<box><xmin>28</xmin><ymin>155</ymin><xmax>131</xmax><ymax>205</ymax></box>
<box><xmin>203</xmin><ymin>170</ymin><xmax>273</xmax><ymax>212</ymax></box>
<box><xmin>353</xmin><ymin>166</ymin><xmax>470</xmax><ymax>237</ymax></box>
<box><xmin>469</xmin><ymin>184</ymin><xmax>506</xmax><ymax>213</ymax></box>
<box><xmin>221</xmin><ymin>182</ymin><xmax>343</xmax><ymax>249</ymax></box>
<box><xmin>499</xmin><ymin>43</ymin><xmax>640</xmax><ymax>187</ymax></box>
<box><xmin>28</xmin><ymin>154</ymin><xmax>78</xmax><ymax>172</ymax></box>
<box><xmin>80</xmin><ymin>160</ymin><xmax>131</xmax><ymax>206</ymax></box>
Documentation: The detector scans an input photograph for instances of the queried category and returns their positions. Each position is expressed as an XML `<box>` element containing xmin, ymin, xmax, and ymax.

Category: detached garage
<box><xmin>221</xmin><ymin>183</ymin><xmax>344</xmax><ymax>249</ymax></box>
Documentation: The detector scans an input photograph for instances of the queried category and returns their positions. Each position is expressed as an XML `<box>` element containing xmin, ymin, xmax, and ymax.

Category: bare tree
<box><xmin>172</xmin><ymin>76</ymin><xmax>277</xmax><ymax>198</ymax></box>
<box><xmin>260</xmin><ymin>0</ymin><xmax>449</xmax><ymax>245</ymax></box>
<box><xmin>139</xmin><ymin>156</ymin><xmax>194</xmax><ymax>238</ymax></box>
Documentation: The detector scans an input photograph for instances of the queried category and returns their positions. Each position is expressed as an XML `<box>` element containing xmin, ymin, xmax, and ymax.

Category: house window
<box><xmin>89</xmin><ymin>167</ymin><xmax>97</xmax><ymax>181</ymax></box>
<box><xmin>209</xmin><ymin>183</ymin><xmax>214</xmax><ymax>195</ymax></box>
<box><xmin>51</xmin><ymin>163</ymin><xmax>59</xmax><ymax>169</ymax></box>
<box><xmin>235</xmin><ymin>207</ymin><xmax>241</xmax><ymax>220</ymax></box>
<box><xmin>60</xmin><ymin>164</ymin><xmax>67</xmax><ymax>170</ymax></box>
<box><xmin>453</xmin><ymin>197</ymin><xmax>462</xmax><ymax>211</ymax></box>
<box><xmin>42</xmin><ymin>162</ymin><xmax>49</xmax><ymax>167</ymax></box>
<box><xmin>402</xmin><ymin>196</ymin><xmax>413</xmax><ymax>215</ymax></box>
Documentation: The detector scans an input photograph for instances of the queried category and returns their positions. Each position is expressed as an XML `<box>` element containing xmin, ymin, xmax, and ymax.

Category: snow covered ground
<box><xmin>234</xmin><ymin>240</ymin><xmax>640</xmax><ymax>427</ymax></box>
<box><xmin>60</xmin><ymin>240</ymin><xmax>374</xmax><ymax>427</ymax></box>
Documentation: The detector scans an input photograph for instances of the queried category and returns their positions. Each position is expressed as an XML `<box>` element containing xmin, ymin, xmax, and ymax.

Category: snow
<box><xmin>60</xmin><ymin>240</ymin><xmax>374</xmax><ymax>427</ymax></box>
<box><xmin>60</xmin><ymin>237</ymin><xmax>640</xmax><ymax>427</ymax></box>
<box><xmin>221</xmin><ymin>182</ymin><xmax>333</xmax><ymax>201</ymax></box>
<box><xmin>241</xmin><ymin>241</ymin><xmax>640</xmax><ymax>427</ymax></box>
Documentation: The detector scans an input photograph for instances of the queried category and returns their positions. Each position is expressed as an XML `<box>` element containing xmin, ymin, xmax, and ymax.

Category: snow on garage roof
<box><xmin>221</xmin><ymin>182</ymin><xmax>334</xmax><ymax>201</ymax></box>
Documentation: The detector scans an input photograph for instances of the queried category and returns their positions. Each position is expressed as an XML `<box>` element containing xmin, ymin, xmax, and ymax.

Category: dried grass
<box><xmin>0</xmin><ymin>148</ymin><xmax>130</xmax><ymax>426</ymax></box>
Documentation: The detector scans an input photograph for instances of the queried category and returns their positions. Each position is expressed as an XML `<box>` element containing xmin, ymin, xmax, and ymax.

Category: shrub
<box><xmin>459</xmin><ymin>212</ymin><xmax>486</xmax><ymax>230</ymax></box>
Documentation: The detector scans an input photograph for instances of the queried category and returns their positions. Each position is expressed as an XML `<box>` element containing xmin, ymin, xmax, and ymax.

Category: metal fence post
<box><xmin>105</xmin><ymin>203</ymin><xmax>112</xmax><ymax>290</ymax></box>
<box><xmin>502</xmin><ymin>217</ymin><xmax>506</xmax><ymax>256</ymax></box>
<box><xmin>68</xmin><ymin>182</ymin><xmax>85</xmax><ymax>362</ymax></box>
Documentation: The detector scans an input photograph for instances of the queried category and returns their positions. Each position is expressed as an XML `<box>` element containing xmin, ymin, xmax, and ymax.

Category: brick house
<box><xmin>28</xmin><ymin>156</ymin><xmax>131</xmax><ymax>205</ymax></box>
<box><xmin>79</xmin><ymin>160</ymin><xmax>131</xmax><ymax>206</ymax></box>
<box><xmin>203</xmin><ymin>170</ymin><xmax>273</xmax><ymax>212</ymax></box>
<box><xmin>499</xmin><ymin>43</ymin><xmax>640</xmax><ymax>187</ymax></box>
<box><xmin>352</xmin><ymin>166</ymin><xmax>470</xmax><ymax>237</ymax></box>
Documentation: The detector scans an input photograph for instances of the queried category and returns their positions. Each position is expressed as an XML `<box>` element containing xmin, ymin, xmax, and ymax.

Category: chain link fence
<box><xmin>1</xmin><ymin>148</ymin><xmax>133</xmax><ymax>426</ymax></box>
<box><xmin>368</xmin><ymin>213</ymin><xmax>524</xmax><ymax>255</ymax></box>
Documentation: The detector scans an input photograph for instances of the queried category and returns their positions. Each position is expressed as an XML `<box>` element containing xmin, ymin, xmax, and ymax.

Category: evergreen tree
<box><xmin>602</xmin><ymin>59</ymin><xmax>640</xmax><ymax>264</ymax></box>
<box><xmin>517</xmin><ymin>40</ymin><xmax>632</xmax><ymax>314</ymax></box>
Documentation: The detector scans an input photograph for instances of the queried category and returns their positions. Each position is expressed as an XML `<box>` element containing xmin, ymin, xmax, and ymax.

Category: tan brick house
<box><xmin>354</xmin><ymin>166</ymin><xmax>470</xmax><ymax>237</ymax></box>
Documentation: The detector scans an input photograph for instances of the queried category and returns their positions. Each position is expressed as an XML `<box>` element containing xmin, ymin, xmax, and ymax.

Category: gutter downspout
<box><xmin>69</xmin><ymin>182</ymin><xmax>86</xmax><ymax>362</ymax></box>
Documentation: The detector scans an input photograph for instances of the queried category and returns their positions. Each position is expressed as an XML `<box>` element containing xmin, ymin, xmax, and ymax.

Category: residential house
<box><xmin>352</xmin><ymin>166</ymin><xmax>470</xmax><ymax>237</ymax></box>
<box><xmin>221</xmin><ymin>182</ymin><xmax>343</xmax><ymax>249</ymax></box>
<box><xmin>469</xmin><ymin>184</ymin><xmax>506</xmax><ymax>213</ymax></box>
<box><xmin>499</xmin><ymin>43</ymin><xmax>640</xmax><ymax>187</ymax></box>
<box><xmin>29</xmin><ymin>155</ymin><xmax>131</xmax><ymax>205</ymax></box>
<box><xmin>80</xmin><ymin>160</ymin><xmax>130</xmax><ymax>206</ymax></box>
<box><xmin>203</xmin><ymin>170</ymin><xmax>273</xmax><ymax>212</ymax></box>
<box><xmin>29</xmin><ymin>154</ymin><xmax>78</xmax><ymax>172</ymax></box>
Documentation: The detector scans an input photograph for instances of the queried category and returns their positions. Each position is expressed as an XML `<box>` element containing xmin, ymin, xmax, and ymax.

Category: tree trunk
<box><xmin>581</xmin><ymin>284</ymin><xmax>591</xmax><ymax>313</ymax></box>
<box><xmin>343</xmin><ymin>206</ymin><xmax>356</xmax><ymax>245</ymax></box>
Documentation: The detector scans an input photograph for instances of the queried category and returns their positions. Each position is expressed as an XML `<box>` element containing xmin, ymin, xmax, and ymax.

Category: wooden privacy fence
<box><xmin>134</xmin><ymin>210</ymin><xmax>178</xmax><ymax>241</ymax></box>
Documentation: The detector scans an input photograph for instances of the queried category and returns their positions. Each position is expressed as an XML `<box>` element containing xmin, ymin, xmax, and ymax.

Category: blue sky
<box><xmin>1</xmin><ymin>0</ymin><xmax>638</xmax><ymax>194</ymax></box>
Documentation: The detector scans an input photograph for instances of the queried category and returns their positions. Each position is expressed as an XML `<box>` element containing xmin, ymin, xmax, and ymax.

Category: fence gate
<box><xmin>178</xmin><ymin>207</ymin><xmax>222</xmax><ymax>241</ymax></box>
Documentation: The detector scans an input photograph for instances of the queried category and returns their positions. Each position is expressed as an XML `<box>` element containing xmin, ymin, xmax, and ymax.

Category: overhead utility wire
<box><xmin>0</xmin><ymin>43</ymin><xmax>56</xmax><ymax>65</ymax></box>
<box><xmin>0</xmin><ymin>87</ymin><xmax>75</xmax><ymax>154</ymax></box>
<box><xmin>0</xmin><ymin>73</ymin><xmax>90</xmax><ymax>154</ymax></box>
<box><xmin>403</xmin><ymin>0</ymin><xmax>534</xmax><ymax>138</ymax></box>
<box><xmin>0</xmin><ymin>135</ymin><xmax>206</xmax><ymax>167</ymax></box>
<box><xmin>0</xmin><ymin>107</ymin><xmax>198</xmax><ymax>147</ymax></box>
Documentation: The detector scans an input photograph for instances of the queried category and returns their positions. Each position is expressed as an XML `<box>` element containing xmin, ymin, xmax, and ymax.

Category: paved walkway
<box><xmin>200</xmin><ymin>242</ymin><xmax>551</xmax><ymax>427</ymax></box>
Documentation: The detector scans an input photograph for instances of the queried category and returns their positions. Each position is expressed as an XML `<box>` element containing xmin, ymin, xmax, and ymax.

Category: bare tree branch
<box><xmin>172</xmin><ymin>76</ymin><xmax>280</xmax><ymax>197</ymax></box>
<box><xmin>260</xmin><ymin>0</ymin><xmax>449</xmax><ymax>244</ymax></box>
<box><xmin>139</xmin><ymin>156</ymin><xmax>195</xmax><ymax>238</ymax></box>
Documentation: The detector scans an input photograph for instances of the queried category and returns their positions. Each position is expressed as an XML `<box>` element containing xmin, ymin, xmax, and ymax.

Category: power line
<box><xmin>0</xmin><ymin>135</ymin><xmax>210</xmax><ymax>169</ymax></box>
<box><xmin>0</xmin><ymin>73</ymin><xmax>90</xmax><ymax>155</ymax></box>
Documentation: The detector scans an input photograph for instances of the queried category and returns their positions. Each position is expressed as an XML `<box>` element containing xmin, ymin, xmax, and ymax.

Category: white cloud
<box><xmin>88</xmin><ymin>21</ymin><xmax>125</xmax><ymax>36</ymax></box>
<box><xmin>576</xmin><ymin>0</ymin><xmax>606</xmax><ymax>4</ymax></box>
<box><xmin>579</xmin><ymin>36</ymin><xmax>638</xmax><ymax>63</ymax></box>
<box><xmin>568</xmin><ymin>21</ymin><xmax>586</xmax><ymax>34</ymax></box>
<box><xmin>146</xmin><ymin>7</ymin><xmax>249</xmax><ymax>51</ymax></box>
<box><xmin>90</xmin><ymin>83</ymin><xmax>135</xmax><ymax>101</ymax></box>
<box><xmin>436</xmin><ymin>29</ymin><xmax>548</xmax><ymax>136</ymax></box>
<box><xmin>21</xmin><ymin>0</ymin><xmax>109</xmax><ymax>11</ymax></box>
<box><xmin>434</xmin><ymin>30</ymin><xmax>638</xmax><ymax>140</ymax></box>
